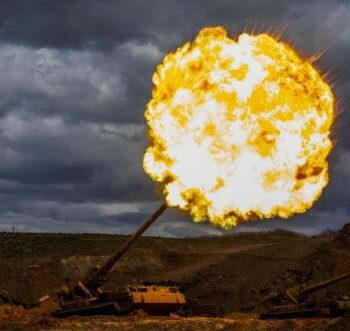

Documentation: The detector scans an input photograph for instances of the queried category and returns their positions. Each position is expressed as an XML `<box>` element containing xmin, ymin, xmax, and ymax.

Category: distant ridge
<box><xmin>337</xmin><ymin>222</ymin><xmax>350</xmax><ymax>247</ymax></box>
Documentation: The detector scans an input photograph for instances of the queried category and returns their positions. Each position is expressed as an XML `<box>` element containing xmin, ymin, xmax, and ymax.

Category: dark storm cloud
<box><xmin>0</xmin><ymin>110</ymin><xmax>153</xmax><ymax>202</ymax></box>
<box><xmin>0</xmin><ymin>0</ymin><xmax>206</xmax><ymax>51</ymax></box>
<box><xmin>0</xmin><ymin>0</ymin><xmax>327</xmax><ymax>52</ymax></box>
<box><xmin>0</xmin><ymin>0</ymin><xmax>349</xmax><ymax>237</ymax></box>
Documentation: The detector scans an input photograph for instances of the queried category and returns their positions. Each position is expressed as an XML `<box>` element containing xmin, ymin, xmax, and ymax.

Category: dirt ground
<box><xmin>1</xmin><ymin>224</ymin><xmax>350</xmax><ymax>330</ymax></box>
<box><xmin>0</xmin><ymin>305</ymin><xmax>349</xmax><ymax>331</ymax></box>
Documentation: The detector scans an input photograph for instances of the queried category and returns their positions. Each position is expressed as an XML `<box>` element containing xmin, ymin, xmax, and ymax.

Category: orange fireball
<box><xmin>143</xmin><ymin>27</ymin><xmax>334</xmax><ymax>228</ymax></box>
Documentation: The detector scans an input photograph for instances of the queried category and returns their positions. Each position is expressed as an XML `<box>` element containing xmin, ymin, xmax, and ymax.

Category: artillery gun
<box><xmin>260</xmin><ymin>272</ymin><xmax>350</xmax><ymax>319</ymax></box>
<box><xmin>51</xmin><ymin>203</ymin><xmax>215</xmax><ymax>317</ymax></box>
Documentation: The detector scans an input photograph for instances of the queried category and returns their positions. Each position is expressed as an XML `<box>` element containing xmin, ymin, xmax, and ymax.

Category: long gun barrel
<box><xmin>287</xmin><ymin>272</ymin><xmax>350</xmax><ymax>303</ymax></box>
<box><xmin>85</xmin><ymin>203</ymin><xmax>168</xmax><ymax>292</ymax></box>
<box><xmin>298</xmin><ymin>272</ymin><xmax>350</xmax><ymax>299</ymax></box>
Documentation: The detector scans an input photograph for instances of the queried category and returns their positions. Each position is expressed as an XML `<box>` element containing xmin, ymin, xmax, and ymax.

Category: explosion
<box><xmin>143</xmin><ymin>27</ymin><xmax>334</xmax><ymax>228</ymax></box>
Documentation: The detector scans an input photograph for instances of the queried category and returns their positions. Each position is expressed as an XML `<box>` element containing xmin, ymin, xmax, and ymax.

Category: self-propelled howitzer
<box><xmin>260</xmin><ymin>272</ymin><xmax>350</xmax><ymax>319</ymax></box>
<box><xmin>286</xmin><ymin>272</ymin><xmax>350</xmax><ymax>304</ymax></box>
<box><xmin>52</xmin><ymin>203</ymin><xmax>216</xmax><ymax>318</ymax></box>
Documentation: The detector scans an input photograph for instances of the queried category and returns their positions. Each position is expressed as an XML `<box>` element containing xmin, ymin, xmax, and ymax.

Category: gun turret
<box><xmin>286</xmin><ymin>272</ymin><xmax>350</xmax><ymax>303</ymax></box>
<box><xmin>261</xmin><ymin>272</ymin><xmax>350</xmax><ymax>307</ymax></box>
<box><xmin>260</xmin><ymin>272</ymin><xmax>350</xmax><ymax>319</ymax></box>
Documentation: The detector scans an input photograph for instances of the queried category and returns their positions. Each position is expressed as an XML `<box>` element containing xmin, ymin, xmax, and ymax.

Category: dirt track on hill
<box><xmin>153</xmin><ymin>242</ymin><xmax>278</xmax><ymax>281</ymax></box>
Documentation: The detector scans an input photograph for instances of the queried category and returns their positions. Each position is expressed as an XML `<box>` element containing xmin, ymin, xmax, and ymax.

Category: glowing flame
<box><xmin>143</xmin><ymin>27</ymin><xmax>334</xmax><ymax>228</ymax></box>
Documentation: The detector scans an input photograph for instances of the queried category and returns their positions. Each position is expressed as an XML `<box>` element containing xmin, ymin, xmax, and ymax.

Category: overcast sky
<box><xmin>0</xmin><ymin>0</ymin><xmax>349</xmax><ymax>237</ymax></box>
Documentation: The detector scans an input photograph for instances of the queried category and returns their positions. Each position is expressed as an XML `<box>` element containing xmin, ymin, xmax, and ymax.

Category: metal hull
<box><xmin>260</xmin><ymin>308</ymin><xmax>317</xmax><ymax>319</ymax></box>
<box><xmin>53</xmin><ymin>301</ymin><xmax>184</xmax><ymax>317</ymax></box>
<box><xmin>53</xmin><ymin>302</ymin><xmax>125</xmax><ymax>318</ymax></box>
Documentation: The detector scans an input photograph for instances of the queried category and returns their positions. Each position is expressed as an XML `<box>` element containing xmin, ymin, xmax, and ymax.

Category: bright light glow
<box><xmin>143</xmin><ymin>27</ymin><xmax>334</xmax><ymax>228</ymax></box>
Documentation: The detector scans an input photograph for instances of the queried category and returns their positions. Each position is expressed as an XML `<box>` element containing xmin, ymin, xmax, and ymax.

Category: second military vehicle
<box><xmin>260</xmin><ymin>272</ymin><xmax>350</xmax><ymax>319</ymax></box>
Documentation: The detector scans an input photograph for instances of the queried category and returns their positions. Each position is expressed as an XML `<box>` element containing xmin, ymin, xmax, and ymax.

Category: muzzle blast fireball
<box><xmin>143</xmin><ymin>26</ymin><xmax>334</xmax><ymax>228</ymax></box>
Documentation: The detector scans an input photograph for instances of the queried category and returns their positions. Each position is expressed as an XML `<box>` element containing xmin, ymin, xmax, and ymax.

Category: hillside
<box><xmin>0</xmin><ymin>225</ymin><xmax>349</xmax><ymax>317</ymax></box>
